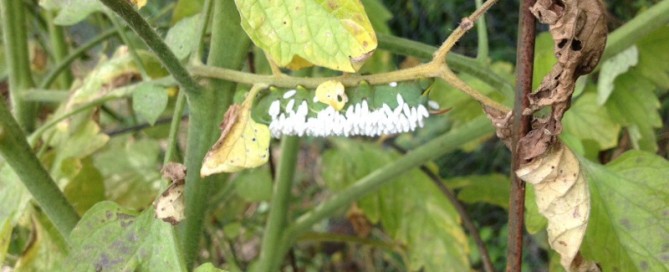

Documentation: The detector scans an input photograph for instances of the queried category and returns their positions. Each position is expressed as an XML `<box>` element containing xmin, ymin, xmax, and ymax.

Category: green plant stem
<box><xmin>40</xmin><ymin>29</ymin><xmax>118</xmax><ymax>89</ymax></box>
<box><xmin>22</xmin><ymin>90</ymin><xmax>70</xmax><ymax>102</ymax></box>
<box><xmin>45</xmin><ymin>10</ymin><xmax>74</xmax><ymax>88</ymax></box>
<box><xmin>279</xmin><ymin>116</ymin><xmax>493</xmax><ymax>257</ymax></box>
<box><xmin>28</xmin><ymin>77</ymin><xmax>176</xmax><ymax>146</ymax></box>
<box><xmin>163</xmin><ymin>92</ymin><xmax>186</xmax><ymax>164</ymax></box>
<box><xmin>97</xmin><ymin>0</ymin><xmax>201</xmax><ymax>95</ymax></box>
<box><xmin>602</xmin><ymin>0</ymin><xmax>669</xmax><ymax>60</ymax></box>
<box><xmin>375</xmin><ymin>34</ymin><xmax>514</xmax><ymax>97</ymax></box>
<box><xmin>257</xmin><ymin>136</ymin><xmax>300</xmax><ymax>272</ymax></box>
<box><xmin>178</xmin><ymin>0</ymin><xmax>251</xmax><ymax>267</ymax></box>
<box><xmin>475</xmin><ymin>0</ymin><xmax>489</xmax><ymax>62</ymax></box>
<box><xmin>1</xmin><ymin>0</ymin><xmax>37</xmax><ymax>131</ymax></box>
<box><xmin>0</xmin><ymin>101</ymin><xmax>79</xmax><ymax>238</ymax></box>
<box><xmin>107</xmin><ymin>14</ymin><xmax>149</xmax><ymax>78</ymax></box>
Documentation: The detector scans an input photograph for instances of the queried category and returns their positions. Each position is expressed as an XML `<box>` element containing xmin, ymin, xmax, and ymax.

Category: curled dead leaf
<box><xmin>154</xmin><ymin>163</ymin><xmax>187</xmax><ymax>225</ymax></box>
<box><xmin>516</xmin><ymin>143</ymin><xmax>597</xmax><ymax>271</ymax></box>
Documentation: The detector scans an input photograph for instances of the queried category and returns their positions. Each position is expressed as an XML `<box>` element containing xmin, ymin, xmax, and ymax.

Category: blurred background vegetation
<box><xmin>1</xmin><ymin>0</ymin><xmax>667</xmax><ymax>271</ymax></box>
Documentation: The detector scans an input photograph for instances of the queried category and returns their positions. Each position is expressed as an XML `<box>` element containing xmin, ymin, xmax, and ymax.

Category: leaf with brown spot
<box><xmin>201</xmin><ymin>86</ymin><xmax>271</xmax><ymax>176</ymax></box>
<box><xmin>64</xmin><ymin>201</ymin><xmax>186</xmax><ymax>271</ymax></box>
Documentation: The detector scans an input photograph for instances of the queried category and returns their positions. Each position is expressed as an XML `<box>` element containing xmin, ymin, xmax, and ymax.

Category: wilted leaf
<box><xmin>64</xmin><ymin>201</ymin><xmax>186</xmax><ymax>271</ymax></box>
<box><xmin>132</xmin><ymin>82</ymin><xmax>169</xmax><ymax>125</ymax></box>
<box><xmin>234</xmin><ymin>166</ymin><xmax>273</xmax><ymax>202</ymax></box>
<box><xmin>235</xmin><ymin>0</ymin><xmax>377</xmax><ymax>72</ymax></box>
<box><xmin>165</xmin><ymin>15</ymin><xmax>200</xmax><ymax>60</ymax></box>
<box><xmin>154</xmin><ymin>179</ymin><xmax>185</xmax><ymax>225</ymax></box>
<box><xmin>129</xmin><ymin>0</ymin><xmax>147</xmax><ymax>8</ymax></box>
<box><xmin>201</xmin><ymin>86</ymin><xmax>271</xmax><ymax>176</ymax></box>
<box><xmin>322</xmin><ymin>140</ymin><xmax>470</xmax><ymax>271</ymax></box>
<box><xmin>562</xmin><ymin>91</ymin><xmax>621</xmax><ymax>150</ymax></box>
<box><xmin>597</xmin><ymin>46</ymin><xmax>638</xmax><ymax>105</ymax></box>
<box><xmin>581</xmin><ymin>151</ymin><xmax>669</xmax><ymax>272</ymax></box>
<box><xmin>516</xmin><ymin>143</ymin><xmax>592</xmax><ymax>271</ymax></box>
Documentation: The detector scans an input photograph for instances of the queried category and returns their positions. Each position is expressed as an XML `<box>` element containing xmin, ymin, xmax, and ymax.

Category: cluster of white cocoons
<box><xmin>268</xmin><ymin>92</ymin><xmax>431</xmax><ymax>138</ymax></box>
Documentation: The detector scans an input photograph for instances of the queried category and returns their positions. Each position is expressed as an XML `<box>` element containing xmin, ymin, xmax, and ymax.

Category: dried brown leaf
<box><xmin>516</xmin><ymin>143</ymin><xmax>595</xmax><ymax>271</ymax></box>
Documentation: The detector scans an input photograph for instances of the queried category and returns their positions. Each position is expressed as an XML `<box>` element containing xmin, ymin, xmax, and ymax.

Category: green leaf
<box><xmin>64</xmin><ymin>201</ymin><xmax>186</xmax><ymax>271</ymax></box>
<box><xmin>93</xmin><ymin>137</ymin><xmax>162</xmax><ymax>210</ymax></box>
<box><xmin>634</xmin><ymin>26</ymin><xmax>669</xmax><ymax>90</ymax></box>
<box><xmin>171</xmin><ymin>0</ymin><xmax>205</xmax><ymax>24</ymax></box>
<box><xmin>165</xmin><ymin>15</ymin><xmax>200</xmax><ymax>60</ymax></box>
<box><xmin>14</xmin><ymin>208</ymin><xmax>68</xmax><ymax>271</ymax></box>
<box><xmin>0</xmin><ymin>218</ymin><xmax>11</xmax><ymax>264</ymax></box>
<box><xmin>0</xmin><ymin>163</ymin><xmax>31</xmax><ymax>226</ymax></box>
<box><xmin>447</xmin><ymin>174</ymin><xmax>510</xmax><ymax>209</ymax></box>
<box><xmin>235</xmin><ymin>0</ymin><xmax>377</xmax><ymax>72</ymax></box>
<box><xmin>524</xmin><ymin>185</ymin><xmax>547</xmax><ymax>234</ymax></box>
<box><xmin>63</xmin><ymin>158</ymin><xmax>106</xmax><ymax>215</ymax></box>
<box><xmin>322</xmin><ymin>140</ymin><xmax>470</xmax><ymax>272</ymax></box>
<box><xmin>562</xmin><ymin>91</ymin><xmax>621</xmax><ymax>150</ymax></box>
<box><xmin>580</xmin><ymin>151</ymin><xmax>669</xmax><ymax>271</ymax></box>
<box><xmin>0</xmin><ymin>42</ymin><xmax>6</xmax><ymax>79</ymax></box>
<box><xmin>597</xmin><ymin>46</ymin><xmax>638</xmax><ymax>105</ymax></box>
<box><xmin>40</xmin><ymin>0</ymin><xmax>105</xmax><ymax>26</ymax></box>
<box><xmin>234</xmin><ymin>166</ymin><xmax>273</xmax><ymax>202</ymax></box>
<box><xmin>195</xmin><ymin>263</ymin><xmax>229</xmax><ymax>272</ymax></box>
<box><xmin>533</xmin><ymin>32</ymin><xmax>557</xmax><ymax>90</ymax></box>
<box><xmin>605</xmin><ymin>72</ymin><xmax>661</xmax><ymax>151</ymax></box>
<box><xmin>132</xmin><ymin>82</ymin><xmax>169</xmax><ymax>125</ymax></box>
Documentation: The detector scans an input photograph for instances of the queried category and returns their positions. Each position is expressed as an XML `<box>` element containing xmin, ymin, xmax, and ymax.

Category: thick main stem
<box><xmin>506</xmin><ymin>0</ymin><xmax>536</xmax><ymax>270</ymax></box>
<box><xmin>1</xmin><ymin>0</ymin><xmax>37</xmax><ymax>131</ymax></box>
<box><xmin>257</xmin><ymin>136</ymin><xmax>300</xmax><ymax>272</ymax></box>
<box><xmin>0</xmin><ymin>101</ymin><xmax>79</xmax><ymax>238</ymax></box>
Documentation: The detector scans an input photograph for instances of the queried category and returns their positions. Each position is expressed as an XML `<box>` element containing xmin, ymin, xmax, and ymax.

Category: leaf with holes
<box><xmin>235</xmin><ymin>0</ymin><xmax>377</xmax><ymax>72</ymax></box>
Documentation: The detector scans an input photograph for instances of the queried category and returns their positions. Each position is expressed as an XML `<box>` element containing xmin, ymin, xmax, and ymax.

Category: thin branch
<box><xmin>256</xmin><ymin>136</ymin><xmax>300</xmax><ymax>272</ymax></box>
<box><xmin>506</xmin><ymin>0</ymin><xmax>536</xmax><ymax>270</ymax></box>
<box><xmin>39</xmin><ymin>29</ymin><xmax>118</xmax><ymax>89</ymax></box>
<box><xmin>284</xmin><ymin>116</ymin><xmax>494</xmax><ymax>250</ymax></box>
<box><xmin>98</xmin><ymin>0</ymin><xmax>201</xmax><ymax>94</ymax></box>
<box><xmin>431</xmin><ymin>0</ymin><xmax>499</xmax><ymax>65</ymax></box>
<box><xmin>388</xmin><ymin>142</ymin><xmax>495</xmax><ymax>272</ymax></box>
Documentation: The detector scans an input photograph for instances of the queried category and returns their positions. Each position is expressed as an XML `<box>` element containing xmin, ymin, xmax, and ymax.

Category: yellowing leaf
<box><xmin>130</xmin><ymin>0</ymin><xmax>147</xmax><ymax>8</ymax></box>
<box><xmin>315</xmin><ymin>80</ymin><xmax>348</xmax><ymax>110</ymax></box>
<box><xmin>235</xmin><ymin>0</ymin><xmax>377</xmax><ymax>72</ymax></box>
<box><xmin>516</xmin><ymin>143</ymin><xmax>595</xmax><ymax>271</ymax></box>
<box><xmin>201</xmin><ymin>86</ymin><xmax>271</xmax><ymax>176</ymax></box>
